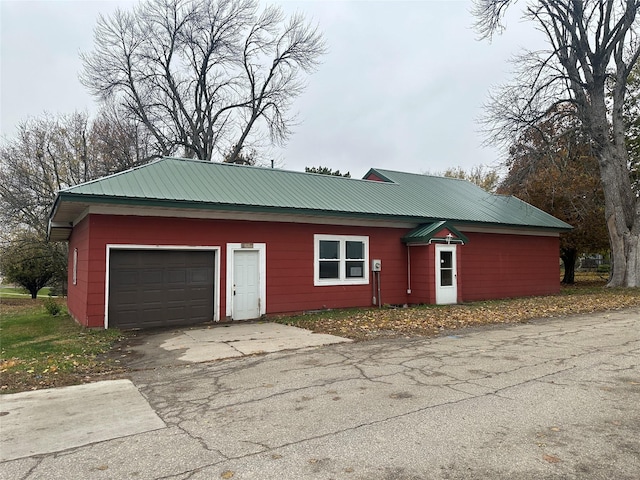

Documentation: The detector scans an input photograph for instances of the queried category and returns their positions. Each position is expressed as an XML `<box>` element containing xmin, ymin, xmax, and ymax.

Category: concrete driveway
<box><xmin>1</xmin><ymin>308</ymin><xmax>639</xmax><ymax>479</ymax></box>
<box><xmin>0</xmin><ymin>322</ymin><xmax>350</xmax><ymax>462</ymax></box>
<box><xmin>113</xmin><ymin>321</ymin><xmax>352</xmax><ymax>369</ymax></box>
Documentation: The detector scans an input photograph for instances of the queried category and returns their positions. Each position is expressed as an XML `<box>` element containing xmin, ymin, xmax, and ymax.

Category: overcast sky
<box><xmin>1</xmin><ymin>0</ymin><xmax>544</xmax><ymax>178</ymax></box>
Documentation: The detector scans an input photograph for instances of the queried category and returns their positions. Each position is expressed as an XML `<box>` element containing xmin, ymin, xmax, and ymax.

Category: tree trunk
<box><xmin>606</xmin><ymin>215</ymin><xmax>640</xmax><ymax>287</ymax></box>
<box><xmin>561</xmin><ymin>248</ymin><xmax>577</xmax><ymax>284</ymax></box>
<box><xmin>598</xmin><ymin>146</ymin><xmax>640</xmax><ymax>288</ymax></box>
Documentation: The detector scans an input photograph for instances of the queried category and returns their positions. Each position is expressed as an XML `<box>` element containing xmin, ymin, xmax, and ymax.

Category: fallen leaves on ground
<box><xmin>0</xmin><ymin>361</ymin><xmax>127</xmax><ymax>393</ymax></box>
<box><xmin>276</xmin><ymin>286</ymin><xmax>640</xmax><ymax>341</ymax></box>
<box><xmin>3</xmin><ymin>280</ymin><xmax>638</xmax><ymax>393</ymax></box>
<box><xmin>543</xmin><ymin>454</ymin><xmax>562</xmax><ymax>463</ymax></box>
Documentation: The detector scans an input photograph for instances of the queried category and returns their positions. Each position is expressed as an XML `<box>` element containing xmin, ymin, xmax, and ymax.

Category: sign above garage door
<box><xmin>107</xmin><ymin>249</ymin><xmax>217</xmax><ymax>329</ymax></box>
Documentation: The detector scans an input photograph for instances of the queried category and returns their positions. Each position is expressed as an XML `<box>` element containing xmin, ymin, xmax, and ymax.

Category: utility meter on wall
<box><xmin>371</xmin><ymin>259</ymin><xmax>382</xmax><ymax>272</ymax></box>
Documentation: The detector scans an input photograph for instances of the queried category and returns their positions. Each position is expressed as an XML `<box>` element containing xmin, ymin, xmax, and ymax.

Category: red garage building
<box><xmin>48</xmin><ymin>157</ymin><xmax>571</xmax><ymax>329</ymax></box>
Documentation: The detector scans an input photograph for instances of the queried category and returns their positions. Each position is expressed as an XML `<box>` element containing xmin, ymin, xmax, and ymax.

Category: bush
<box><xmin>44</xmin><ymin>297</ymin><xmax>62</xmax><ymax>316</ymax></box>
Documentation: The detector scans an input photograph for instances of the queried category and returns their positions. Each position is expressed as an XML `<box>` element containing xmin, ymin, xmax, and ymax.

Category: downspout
<box><xmin>407</xmin><ymin>245</ymin><xmax>412</xmax><ymax>295</ymax></box>
<box><xmin>372</xmin><ymin>270</ymin><xmax>376</xmax><ymax>305</ymax></box>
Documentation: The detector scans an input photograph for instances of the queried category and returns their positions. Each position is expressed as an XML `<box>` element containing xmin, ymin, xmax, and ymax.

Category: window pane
<box><xmin>319</xmin><ymin>261</ymin><xmax>339</xmax><ymax>279</ymax></box>
<box><xmin>440</xmin><ymin>251</ymin><xmax>452</xmax><ymax>269</ymax></box>
<box><xmin>346</xmin><ymin>241</ymin><xmax>364</xmax><ymax>259</ymax></box>
<box><xmin>441</xmin><ymin>269</ymin><xmax>453</xmax><ymax>287</ymax></box>
<box><xmin>346</xmin><ymin>261</ymin><xmax>364</xmax><ymax>278</ymax></box>
<box><xmin>319</xmin><ymin>240</ymin><xmax>339</xmax><ymax>259</ymax></box>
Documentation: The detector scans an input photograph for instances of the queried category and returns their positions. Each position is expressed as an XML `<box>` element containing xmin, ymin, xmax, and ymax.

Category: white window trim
<box><xmin>72</xmin><ymin>248</ymin><xmax>78</xmax><ymax>286</ymax></box>
<box><xmin>314</xmin><ymin>234</ymin><xmax>369</xmax><ymax>286</ymax></box>
<box><xmin>104</xmin><ymin>244</ymin><xmax>221</xmax><ymax>329</ymax></box>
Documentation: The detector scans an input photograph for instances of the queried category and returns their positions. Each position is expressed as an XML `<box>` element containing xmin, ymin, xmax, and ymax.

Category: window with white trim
<box><xmin>314</xmin><ymin>235</ymin><xmax>369</xmax><ymax>286</ymax></box>
<box><xmin>72</xmin><ymin>248</ymin><xmax>78</xmax><ymax>285</ymax></box>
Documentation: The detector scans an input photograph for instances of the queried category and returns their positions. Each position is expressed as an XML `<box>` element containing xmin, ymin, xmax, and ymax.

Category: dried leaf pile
<box><xmin>276</xmin><ymin>287</ymin><xmax>640</xmax><ymax>341</ymax></box>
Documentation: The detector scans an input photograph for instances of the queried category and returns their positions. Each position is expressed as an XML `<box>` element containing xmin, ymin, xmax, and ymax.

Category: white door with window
<box><xmin>232</xmin><ymin>250</ymin><xmax>260</xmax><ymax>320</ymax></box>
<box><xmin>435</xmin><ymin>245</ymin><xmax>457</xmax><ymax>304</ymax></box>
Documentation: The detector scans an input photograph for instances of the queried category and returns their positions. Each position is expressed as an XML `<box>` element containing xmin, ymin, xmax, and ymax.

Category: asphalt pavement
<box><xmin>1</xmin><ymin>308</ymin><xmax>639</xmax><ymax>479</ymax></box>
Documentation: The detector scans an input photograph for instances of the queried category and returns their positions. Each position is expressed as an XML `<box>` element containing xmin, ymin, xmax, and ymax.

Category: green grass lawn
<box><xmin>0</xmin><ymin>286</ymin><xmax>53</xmax><ymax>298</ymax></box>
<box><xmin>0</xmin><ymin>299</ymin><xmax>124</xmax><ymax>393</ymax></box>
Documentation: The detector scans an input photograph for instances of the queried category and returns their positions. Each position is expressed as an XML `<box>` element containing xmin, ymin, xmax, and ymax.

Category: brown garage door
<box><xmin>108</xmin><ymin>250</ymin><xmax>215</xmax><ymax>329</ymax></box>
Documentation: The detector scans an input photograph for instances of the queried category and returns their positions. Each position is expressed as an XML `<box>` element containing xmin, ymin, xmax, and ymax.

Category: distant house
<box><xmin>48</xmin><ymin>158</ymin><xmax>571</xmax><ymax>329</ymax></box>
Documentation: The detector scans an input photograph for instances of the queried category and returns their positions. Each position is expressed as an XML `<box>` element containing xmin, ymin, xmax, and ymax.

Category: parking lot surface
<box><xmin>1</xmin><ymin>308</ymin><xmax>638</xmax><ymax>479</ymax></box>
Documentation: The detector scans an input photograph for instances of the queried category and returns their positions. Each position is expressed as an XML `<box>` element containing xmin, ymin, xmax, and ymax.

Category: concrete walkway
<box><xmin>0</xmin><ymin>380</ymin><xmax>164</xmax><ymax>462</ymax></box>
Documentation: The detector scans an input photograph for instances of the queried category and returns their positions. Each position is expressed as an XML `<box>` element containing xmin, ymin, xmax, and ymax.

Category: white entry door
<box><xmin>232</xmin><ymin>250</ymin><xmax>260</xmax><ymax>320</ymax></box>
<box><xmin>435</xmin><ymin>245</ymin><xmax>457</xmax><ymax>305</ymax></box>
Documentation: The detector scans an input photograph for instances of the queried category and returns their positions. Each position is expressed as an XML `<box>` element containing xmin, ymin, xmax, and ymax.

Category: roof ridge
<box><xmin>371</xmin><ymin>167</ymin><xmax>480</xmax><ymax>183</ymax></box>
<box><xmin>165</xmin><ymin>156</ymin><xmax>383</xmax><ymax>184</ymax></box>
<box><xmin>59</xmin><ymin>158</ymin><xmax>165</xmax><ymax>192</ymax></box>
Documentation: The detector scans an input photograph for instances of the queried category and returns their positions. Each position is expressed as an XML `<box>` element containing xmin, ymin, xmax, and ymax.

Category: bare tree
<box><xmin>474</xmin><ymin>0</ymin><xmax>640</xmax><ymax>287</ymax></box>
<box><xmin>91</xmin><ymin>104</ymin><xmax>154</xmax><ymax>176</ymax></box>
<box><xmin>0</xmin><ymin>111</ymin><xmax>146</xmax><ymax>289</ymax></box>
<box><xmin>0</xmin><ymin>113</ymin><xmax>91</xmax><ymax>235</ymax></box>
<box><xmin>439</xmin><ymin>165</ymin><xmax>501</xmax><ymax>192</ymax></box>
<box><xmin>0</xmin><ymin>111</ymin><xmax>146</xmax><ymax>235</ymax></box>
<box><xmin>80</xmin><ymin>0</ymin><xmax>325</xmax><ymax>163</ymax></box>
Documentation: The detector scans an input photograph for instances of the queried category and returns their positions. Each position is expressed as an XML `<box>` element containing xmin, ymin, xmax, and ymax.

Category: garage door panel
<box><xmin>167</xmin><ymin>269</ymin><xmax>186</xmax><ymax>284</ymax></box>
<box><xmin>189</xmin><ymin>298</ymin><xmax>211</xmax><ymax>309</ymax></box>
<box><xmin>166</xmin><ymin>306</ymin><xmax>186</xmax><ymax>318</ymax></box>
<box><xmin>190</xmin><ymin>268</ymin><xmax>211</xmax><ymax>284</ymax></box>
<box><xmin>140</xmin><ymin>289</ymin><xmax>164</xmax><ymax>300</ymax></box>
<box><xmin>109</xmin><ymin>250</ymin><xmax>215</xmax><ymax>329</ymax></box>
<box><xmin>140</xmin><ymin>270</ymin><xmax>163</xmax><ymax>285</ymax></box>
<box><xmin>189</xmin><ymin>285</ymin><xmax>210</xmax><ymax>294</ymax></box>
<box><xmin>189</xmin><ymin>308</ymin><xmax>210</xmax><ymax>320</ymax></box>
<box><xmin>166</xmin><ymin>289</ymin><xmax>186</xmax><ymax>301</ymax></box>
<box><xmin>115</xmin><ymin>311</ymin><xmax>145</xmax><ymax>329</ymax></box>
<box><xmin>115</xmin><ymin>296</ymin><xmax>138</xmax><ymax>309</ymax></box>
<box><xmin>118</xmin><ymin>271</ymin><xmax>139</xmax><ymax>286</ymax></box>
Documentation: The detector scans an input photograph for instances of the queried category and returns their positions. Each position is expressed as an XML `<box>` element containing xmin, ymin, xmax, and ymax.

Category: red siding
<box><xmin>66</xmin><ymin>214</ymin><xmax>561</xmax><ymax>328</ymax></box>
<box><xmin>459</xmin><ymin>232</ymin><xmax>560</xmax><ymax>301</ymax></box>
<box><xmin>436</xmin><ymin>228</ymin><xmax>455</xmax><ymax>238</ymax></box>
<box><xmin>363</xmin><ymin>172</ymin><xmax>387</xmax><ymax>182</ymax></box>
<box><xmin>407</xmin><ymin>246</ymin><xmax>432</xmax><ymax>303</ymax></box>
<box><xmin>67</xmin><ymin>217</ymin><xmax>91</xmax><ymax>326</ymax></box>
<box><xmin>74</xmin><ymin>215</ymin><xmax>413</xmax><ymax>327</ymax></box>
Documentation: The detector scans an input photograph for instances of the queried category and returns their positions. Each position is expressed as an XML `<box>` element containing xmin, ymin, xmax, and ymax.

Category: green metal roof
<box><xmin>402</xmin><ymin>221</ymin><xmax>470</xmax><ymax>245</ymax></box>
<box><xmin>49</xmin><ymin>157</ymin><xmax>572</xmax><ymax>237</ymax></box>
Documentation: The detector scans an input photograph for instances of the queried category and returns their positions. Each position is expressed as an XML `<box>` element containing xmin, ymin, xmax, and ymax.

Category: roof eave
<box><xmin>49</xmin><ymin>192</ymin><xmax>432</xmax><ymax>223</ymax></box>
<box><xmin>48</xmin><ymin>192</ymin><xmax>574</xmax><ymax>239</ymax></box>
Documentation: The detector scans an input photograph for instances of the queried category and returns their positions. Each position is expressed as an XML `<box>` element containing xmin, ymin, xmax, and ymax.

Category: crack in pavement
<box><xmin>6</xmin><ymin>309</ymin><xmax>638</xmax><ymax>480</ymax></box>
<box><xmin>131</xmin><ymin>362</ymin><xmax>584</xmax><ymax>480</ymax></box>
